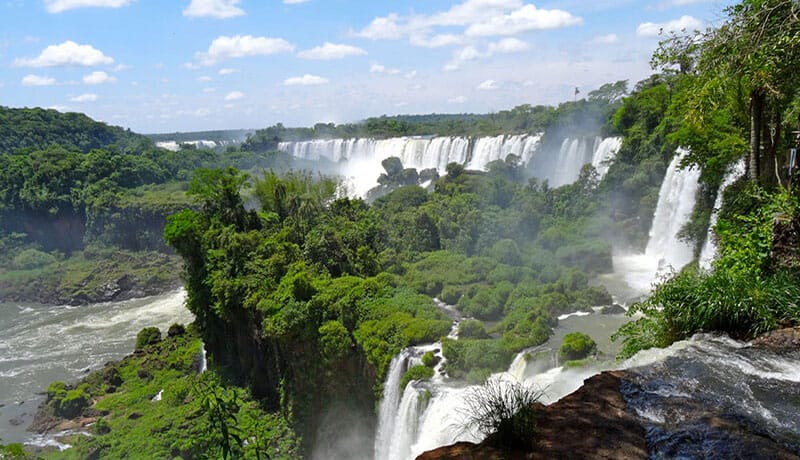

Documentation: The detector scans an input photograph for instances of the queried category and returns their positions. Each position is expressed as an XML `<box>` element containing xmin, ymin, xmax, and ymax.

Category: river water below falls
<box><xmin>0</xmin><ymin>290</ymin><xmax>193</xmax><ymax>445</ymax></box>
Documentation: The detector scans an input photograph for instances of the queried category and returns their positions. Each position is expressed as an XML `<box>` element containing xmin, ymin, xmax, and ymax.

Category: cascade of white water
<box><xmin>698</xmin><ymin>159</ymin><xmax>746</xmax><ymax>270</ymax></box>
<box><xmin>644</xmin><ymin>148</ymin><xmax>702</xmax><ymax>274</ymax></box>
<box><xmin>590</xmin><ymin>137</ymin><xmax>622</xmax><ymax>180</ymax></box>
<box><xmin>374</xmin><ymin>351</ymin><xmax>411</xmax><ymax>460</ymax></box>
<box><xmin>198</xmin><ymin>343</ymin><xmax>207</xmax><ymax>373</ymax></box>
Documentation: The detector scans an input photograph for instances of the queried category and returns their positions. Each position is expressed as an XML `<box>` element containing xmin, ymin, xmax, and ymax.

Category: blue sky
<box><xmin>0</xmin><ymin>0</ymin><xmax>734</xmax><ymax>133</ymax></box>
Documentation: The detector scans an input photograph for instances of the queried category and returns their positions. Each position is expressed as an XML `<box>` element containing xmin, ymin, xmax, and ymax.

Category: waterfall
<box><xmin>279</xmin><ymin>134</ymin><xmax>545</xmax><ymax>197</ymax></box>
<box><xmin>374</xmin><ymin>350</ymin><xmax>412</xmax><ymax>460</ymax></box>
<box><xmin>612</xmin><ymin>148</ymin><xmax>702</xmax><ymax>296</ymax></box>
<box><xmin>590</xmin><ymin>137</ymin><xmax>622</xmax><ymax>180</ymax></box>
<box><xmin>698</xmin><ymin>159</ymin><xmax>746</xmax><ymax>270</ymax></box>
<box><xmin>544</xmin><ymin>136</ymin><xmax>621</xmax><ymax>187</ymax></box>
<box><xmin>277</xmin><ymin>133</ymin><xmax>630</xmax><ymax>197</ymax></box>
<box><xmin>644</xmin><ymin>148</ymin><xmax>701</xmax><ymax>274</ymax></box>
<box><xmin>198</xmin><ymin>342</ymin><xmax>207</xmax><ymax>373</ymax></box>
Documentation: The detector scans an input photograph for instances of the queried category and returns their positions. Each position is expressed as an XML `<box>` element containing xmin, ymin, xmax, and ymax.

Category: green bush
<box><xmin>399</xmin><ymin>365</ymin><xmax>434</xmax><ymax>390</ymax></box>
<box><xmin>439</xmin><ymin>285</ymin><xmax>464</xmax><ymax>305</ymax></box>
<box><xmin>136</xmin><ymin>327</ymin><xmax>162</xmax><ymax>351</ymax></box>
<box><xmin>11</xmin><ymin>248</ymin><xmax>57</xmax><ymax>270</ymax></box>
<box><xmin>421</xmin><ymin>351</ymin><xmax>438</xmax><ymax>368</ymax></box>
<box><xmin>458</xmin><ymin>319</ymin><xmax>489</xmax><ymax>339</ymax></box>
<box><xmin>47</xmin><ymin>382</ymin><xmax>90</xmax><ymax>418</ymax></box>
<box><xmin>558</xmin><ymin>332</ymin><xmax>596</xmax><ymax>361</ymax></box>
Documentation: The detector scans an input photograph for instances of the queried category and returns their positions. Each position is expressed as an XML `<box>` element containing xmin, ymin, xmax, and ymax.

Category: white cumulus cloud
<box><xmin>218</xmin><ymin>68</ymin><xmax>238</xmax><ymax>75</ymax></box>
<box><xmin>356</xmin><ymin>1</ymin><xmax>579</xmax><ymax>45</ymax></box>
<box><xmin>465</xmin><ymin>4</ymin><xmax>582</xmax><ymax>37</ymax></box>
<box><xmin>477</xmin><ymin>79</ymin><xmax>499</xmax><ymax>90</ymax></box>
<box><xmin>487</xmin><ymin>37</ymin><xmax>529</xmax><ymax>54</ymax></box>
<box><xmin>14</xmin><ymin>41</ymin><xmax>114</xmax><ymax>67</ymax></box>
<box><xmin>298</xmin><ymin>42</ymin><xmax>367</xmax><ymax>60</ymax></box>
<box><xmin>448</xmin><ymin>95</ymin><xmax>467</xmax><ymax>104</ymax></box>
<box><xmin>224</xmin><ymin>91</ymin><xmax>244</xmax><ymax>101</ymax></box>
<box><xmin>445</xmin><ymin>38</ymin><xmax>528</xmax><ymax>70</ymax></box>
<box><xmin>44</xmin><ymin>0</ymin><xmax>133</xmax><ymax>13</ymax></box>
<box><xmin>591</xmin><ymin>33</ymin><xmax>619</xmax><ymax>44</ymax></box>
<box><xmin>196</xmin><ymin>35</ymin><xmax>294</xmax><ymax>65</ymax></box>
<box><xmin>637</xmin><ymin>15</ymin><xmax>702</xmax><ymax>37</ymax></box>
<box><xmin>283</xmin><ymin>74</ymin><xmax>329</xmax><ymax>86</ymax></box>
<box><xmin>71</xmin><ymin>93</ymin><xmax>98</xmax><ymax>102</ymax></box>
<box><xmin>22</xmin><ymin>74</ymin><xmax>56</xmax><ymax>86</ymax></box>
<box><xmin>370</xmin><ymin>63</ymin><xmax>401</xmax><ymax>75</ymax></box>
<box><xmin>83</xmin><ymin>70</ymin><xmax>116</xmax><ymax>84</ymax></box>
<box><xmin>183</xmin><ymin>0</ymin><xmax>244</xmax><ymax>19</ymax></box>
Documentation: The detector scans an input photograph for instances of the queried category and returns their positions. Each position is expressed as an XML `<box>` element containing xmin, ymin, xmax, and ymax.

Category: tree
<box><xmin>654</xmin><ymin>0</ymin><xmax>800</xmax><ymax>186</ymax></box>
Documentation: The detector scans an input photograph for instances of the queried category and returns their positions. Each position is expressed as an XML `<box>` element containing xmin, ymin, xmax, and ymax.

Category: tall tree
<box><xmin>654</xmin><ymin>0</ymin><xmax>800</xmax><ymax>186</ymax></box>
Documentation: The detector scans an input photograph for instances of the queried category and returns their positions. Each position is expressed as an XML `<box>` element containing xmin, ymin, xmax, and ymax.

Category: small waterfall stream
<box><xmin>698</xmin><ymin>159</ymin><xmax>746</xmax><ymax>270</ymax></box>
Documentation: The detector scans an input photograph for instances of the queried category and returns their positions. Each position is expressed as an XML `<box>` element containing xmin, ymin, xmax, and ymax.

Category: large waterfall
<box><xmin>278</xmin><ymin>135</ymin><xmax>622</xmax><ymax>197</ymax></box>
<box><xmin>698</xmin><ymin>159</ymin><xmax>746</xmax><ymax>270</ymax></box>
<box><xmin>644</xmin><ymin>148</ymin><xmax>702</xmax><ymax>272</ymax></box>
<box><xmin>613</xmin><ymin>149</ymin><xmax>702</xmax><ymax>294</ymax></box>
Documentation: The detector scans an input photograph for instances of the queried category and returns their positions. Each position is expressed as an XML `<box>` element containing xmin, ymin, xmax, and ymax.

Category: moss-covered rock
<box><xmin>558</xmin><ymin>332</ymin><xmax>597</xmax><ymax>361</ymax></box>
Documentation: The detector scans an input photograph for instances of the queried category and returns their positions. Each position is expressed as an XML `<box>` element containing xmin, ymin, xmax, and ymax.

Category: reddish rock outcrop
<box><xmin>417</xmin><ymin>371</ymin><xmax>647</xmax><ymax>460</ymax></box>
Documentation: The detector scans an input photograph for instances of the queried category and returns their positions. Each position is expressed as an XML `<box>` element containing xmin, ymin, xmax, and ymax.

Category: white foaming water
<box><xmin>156</xmin><ymin>140</ymin><xmax>217</xmax><ymax>151</ymax></box>
<box><xmin>613</xmin><ymin>149</ymin><xmax>701</xmax><ymax>294</ymax></box>
<box><xmin>0</xmin><ymin>289</ymin><xmax>194</xmax><ymax>444</ymax></box>
<box><xmin>374</xmin><ymin>350</ymin><xmax>412</xmax><ymax>460</ymax></box>
<box><xmin>698</xmin><ymin>159</ymin><xmax>746</xmax><ymax>270</ymax></box>
<box><xmin>375</xmin><ymin>313</ymin><xmax>631</xmax><ymax>460</ymax></box>
<box><xmin>280</xmin><ymin>135</ymin><xmax>544</xmax><ymax>197</ymax></box>
<box><xmin>280</xmin><ymin>134</ymin><xmax>624</xmax><ymax>198</ymax></box>
<box><xmin>644</xmin><ymin>148</ymin><xmax>701</xmax><ymax>272</ymax></box>
<box><xmin>591</xmin><ymin>137</ymin><xmax>622</xmax><ymax>180</ymax></box>
<box><xmin>199</xmin><ymin>343</ymin><xmax>208</xmax><ymax>373</ymax></box>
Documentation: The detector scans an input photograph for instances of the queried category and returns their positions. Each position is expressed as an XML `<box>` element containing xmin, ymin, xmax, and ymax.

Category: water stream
<box><xmin>0</xmin><ymin>289</ymin><xmax>193</xmax><ymax>445</ymax></box>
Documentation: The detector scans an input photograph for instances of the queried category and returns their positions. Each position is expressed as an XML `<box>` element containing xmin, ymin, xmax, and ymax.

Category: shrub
<box><xmin>47</xmin><ymin>382</ymin><xmax>90</xmax><ymax>418</ymax></box>
<box><xmin>167</xmin><ymin>323</ymin><xmax>186</xmax><ymax>337</ymax></box>
<box><xmin>459</xmin><ymin>377</ymin><xmax>542</xmax><ymax>449</ymax></box>
<box><xmin>439</xmin><ymin>285</ymin><xmax>463</xmax><ymax>305</ymax></box>
<box><xmin>558</xmin><ymin>332</ymin><xmax>596</xmax><ymax>361</ymax></box>
<box><xmin>399</xmin><ymin>365</ymin><xmax>434</xmax><ymax>390</ymax></box>
<box><xmin>421</xmin><ymin>351</ymin><xmax>438</xmax><ymax>368</ymax></box>
<box><xmin>135</xmin><ymin>327</ymin><xmax>162</xmax><ymax>351</ymax></box>
<box><xmin>458</xmin><ymin>319</ymin><xmax>489</xmax><ymax>339</ymax></box>
<box><xmin>11</xmin><ymin>248</ymin><xmax>56</xmax><ymax>270</ymax></box>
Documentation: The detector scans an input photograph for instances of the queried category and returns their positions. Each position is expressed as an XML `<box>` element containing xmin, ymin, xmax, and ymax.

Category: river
<box><xmin>0</xmin><ymin>289</ymin><xmax>193</xmax><ymax>445</ymax></box>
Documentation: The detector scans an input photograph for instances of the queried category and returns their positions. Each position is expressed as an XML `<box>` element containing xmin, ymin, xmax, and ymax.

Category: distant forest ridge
<box><xmin>0</xmin><ymin>106</ymin><xmax>149</xmax><ymax>155</ymax></box>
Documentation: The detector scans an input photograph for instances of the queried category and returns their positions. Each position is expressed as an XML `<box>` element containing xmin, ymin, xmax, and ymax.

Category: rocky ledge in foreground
<box><xmin>419</xmin><ymin>329</ymin><xmax>800</xmax><ymax>460</ymax></box>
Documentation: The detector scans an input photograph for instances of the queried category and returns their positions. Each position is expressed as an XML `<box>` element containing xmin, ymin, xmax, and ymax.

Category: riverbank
<box><xmin>0</xmin><ymin>249</ymin><xmax>182</xmax><ymax>305</ymax></box>
<box><xmin>417</xmin><ymin>328</ymin><xmax>800</xmax><ymax>459</ymax></box>
<box><xmin>20</xmin><ymin>324</ymin><xmax>300</xmax><ymax>459</ymax></box>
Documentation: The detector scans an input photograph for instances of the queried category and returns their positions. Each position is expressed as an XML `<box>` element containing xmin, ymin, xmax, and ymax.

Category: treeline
<box><xmin>240</xmin><ymin>81</ymin><xmax>628</xmax><ymax>152</ymax></box>
<box><xmin>0</xmin><ymin>106</ymin><xmax>146</xmax><ymax>155</ymax></box>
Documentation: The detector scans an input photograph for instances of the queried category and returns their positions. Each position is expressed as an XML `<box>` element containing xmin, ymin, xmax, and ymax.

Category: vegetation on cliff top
<box><xmin>31</xmin><ymin>325</ymin><xmax>300</xmax><ymax>460</ymax></box>
<box><xmin>614</xmin><ymin>0</ymin><xmax>800</xmax><ymax>358</ymax></box>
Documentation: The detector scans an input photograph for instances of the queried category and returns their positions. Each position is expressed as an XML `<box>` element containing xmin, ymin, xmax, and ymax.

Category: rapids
<box><xmin>0</xmin><ymin>289</ymin><xmax>193</xmax><ymax>445</ymax></box>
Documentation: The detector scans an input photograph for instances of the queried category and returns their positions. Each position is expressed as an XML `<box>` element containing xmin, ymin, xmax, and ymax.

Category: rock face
<box><xmin>418</xmin><ymin>359</ymin><xmax>800</xmax><ymax>460</ymax></box>
<box><xmin>418</xmin><ymin>371</ymin><xmax>647</xmax><ymax>460</ymax></box>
